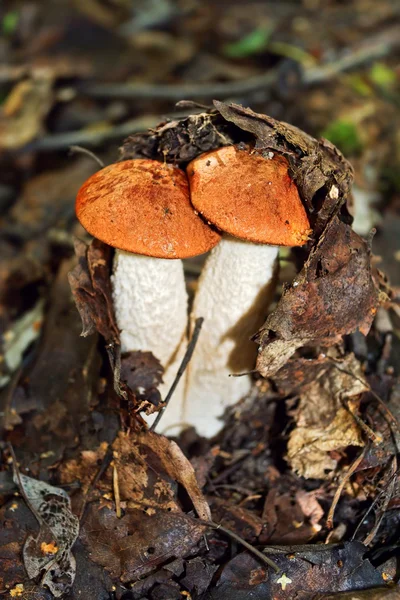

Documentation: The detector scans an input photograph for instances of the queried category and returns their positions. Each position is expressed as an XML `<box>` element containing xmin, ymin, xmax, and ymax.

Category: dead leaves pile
<box><xmin>60</xmin><ymin>430</ymin><xmax>210</xmax><ymax>583</ymax></box>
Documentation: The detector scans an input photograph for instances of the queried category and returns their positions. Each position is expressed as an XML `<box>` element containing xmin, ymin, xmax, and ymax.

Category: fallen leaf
<box><xmin>282</xmin><ymin>354</ymin><xmax>367</xmax><ymax>478</ymax></box>
<box><xmin>69</xmin><ymin>237</ymin><xmax>119</xmax><ymax>343</ymax></box>
<box><xmin>13</xmin><ymin>471</ymin><xmax>79</xmax><ymax>597</ymax></box>
<box><xmin>0</xmin><ymin>78</ymin><xmax>53</xmax><ymax>149</ymax></box>
<box><xmin>120</xmin><ymin>350</ymin><xmax>163</xmax><ymax>406</ymax></box>
<box><xmin>80</xmin><ymin>505</ymin><xmax>206</xmax><ymax>581</ymax></box>
<box><xmin>136</xmin><ymin>431</ymin><xmax>211</xmax><ymax>521</ymax></box>
<box><xmin>256</xmin><ymin>218</ymin><xmax>379</xmax><ymax>377</ymax></box>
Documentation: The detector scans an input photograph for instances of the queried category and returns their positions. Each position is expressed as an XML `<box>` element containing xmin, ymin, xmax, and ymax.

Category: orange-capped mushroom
<box><xmin>183</xmin><ymin>145</ymin><xmax>311</xmax><ymax>437</ymax></box>
<box><xmin>75</xmin><ymin>159</ymin><xmax>220</xmax><ymax>434</ymax></box>
<box><xmin>76</xmin><ymin>159</ymin><xmax>220</xmax><ymax>258</ymax></box>
<box><xmin>187</xmin><ymin>145</ymin><xmax>310</xmax><ymax>246</ymax></box>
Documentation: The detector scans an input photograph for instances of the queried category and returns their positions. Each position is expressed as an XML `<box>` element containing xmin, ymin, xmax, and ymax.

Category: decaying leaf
<box><xmin>80</xmin><ymin>504</ymin><xmax>206</xmax><ymax>581</ymax></box>
<box><xmin>61</xmin><ymin>430</ymin><xmax>211</xmax><ymax>520</ymax></box>
<box><xmin>68</xmin><ymin>237</ymin><xmax>119</xmax><ymax>343</ymax></box>
<box><xmin>120</xmin><ymin>351</ymin><xmax>164</xmax><ymax>406</ymax></box>
<box><xmin>0</xmin><ymin>78</ymin><xmax>53</xmax><ymax>149</ymax></box>
<box><xmin>13</xmin><ymin>471</ymin><xmax>79</xmax><ymax>597</ymax></box>
<box><xmin>256</xmin><ymin>218</ymin><xmax>379</xmax><ymax>377</ymax></box>
<box><xmin>260</xmin><ymin>477</ymin><xmax>324</xmax><ymax>544</ymax></box>
<box><xmin>114</xmin><ymin>431</ymin><xmax>211</xmax><ymax>520</ymax></box>
<box><xmin>278</xmin><ymin>353</ymin><xmax>368</xmax><ymax>478</ymax></box>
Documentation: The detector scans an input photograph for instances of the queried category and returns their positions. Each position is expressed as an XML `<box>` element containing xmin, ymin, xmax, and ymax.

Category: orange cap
<box><xmin>187</xmin><ymin>145</ymin><xmax>310</xmax><ymax>246</ymax></box>
<box><xmin>76</xmin><ymin>159</ymin><xmax>221</xmax><ymax>258</ymax></box>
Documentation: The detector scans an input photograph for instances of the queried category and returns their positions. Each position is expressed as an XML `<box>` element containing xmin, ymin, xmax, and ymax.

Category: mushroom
<box><xmin>76</xmin><ymin>159</ymin><xmax>220</xmax><ymax>431</ymax></box>
<box><xmin>184</xmin><ymin>144</ymin><xmax>311</xmax><ymax>437</ymax></box>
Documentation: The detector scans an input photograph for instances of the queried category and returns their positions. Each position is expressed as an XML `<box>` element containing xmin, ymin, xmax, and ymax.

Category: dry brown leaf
<box><xmin>283</xmin><ymin>354</ymin><xmax>368</xmax><ymax>478</ymax></box>
<box><xmin>68</xmin><ymin>238</ymin><xmax>119</xmax><ymax>343</ymax></box>
<box><xmin>133</xmin><ymin>431</ymin><xmax>211</xmax><ymax>521</ymax></box>
<box><xmin>256</xmin><ymin>218</ymin><xmax>379</xmax><ymax>377</ymax></box>
<box><xmin>0</xmin><ymin>78</ymin><xmax>53</xmax><ymax>149</ymax></box>
<box><xmin>80</xmin><ymin>505</ymin><xmax>206</xmax><ymax>582</ymax></box>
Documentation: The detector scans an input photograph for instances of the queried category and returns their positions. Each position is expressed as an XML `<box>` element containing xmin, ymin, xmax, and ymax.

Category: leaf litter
<box><xmin>12</xmin><ymin>457</ymin><xmax>79</xmax><ymax>597</ymax></box>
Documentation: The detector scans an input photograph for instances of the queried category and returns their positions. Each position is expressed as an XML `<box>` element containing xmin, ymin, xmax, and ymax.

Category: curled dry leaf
<box><xmin>121</xmin><ymin>431</ymin><xmax>211</xmax><ymax>521</ymax></box>
<box><xmin>0</xmin><ymin>78</ymin><xmax>53</xmax><ymax>149</ymax></box>
<box><xmin>61</xmin><ymin>430</ymin><xmax>211</xmax><ymax>520</ymax></box>
<box><xmin>256</xmin><ymin>218</ymin><xmax>379</xmax><ymax>378</ymax></box>
<box><xmin>68</xmin><ymin>238</ymin><xmax>119</xmax><ymax>343</ymax></box>
<box><xmin>13</xmin><ymin>472</ymin><xmax>79</xmax><ymax>597</ymax></box>
<box><xmin>275</xmin><ymin>353</ymin><xmax>368</xmax><ymax>479</ymax></box>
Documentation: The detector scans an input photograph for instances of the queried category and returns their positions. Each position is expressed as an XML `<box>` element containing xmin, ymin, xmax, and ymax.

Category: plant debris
<box><xmin>12</xmin><ymin>465</ymin><xmax>79</xmax><ymax>597</ymax></box>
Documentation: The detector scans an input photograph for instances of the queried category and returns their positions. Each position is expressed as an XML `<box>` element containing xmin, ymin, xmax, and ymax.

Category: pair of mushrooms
<box><xmin>76</xmin><ymin>145</ymin><xmax>310</xmax><ymax>437</ymax></box>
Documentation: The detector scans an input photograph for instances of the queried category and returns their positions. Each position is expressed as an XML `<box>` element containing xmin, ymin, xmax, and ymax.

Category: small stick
<box><xmin>79</xmin><ymin>445</ymin><xmax>113</xmax><ymax>520</ymax></box>
<box><xmin>351</xmin><ymin>463</ymin><xmax>400</xmax><ymax>542</ymax></box>
<box><xmin>150</xmin><ymin>317</ymin><xmax>204</xmax><ymax>432</ymax></box>
<box><xmin>327</xmin><ymin>446</ymin><xmax>367</xmax><ymax>529</ymax></box>
<box><xmin>69</xmin><ymin>145</ymin><xmax>105</xmax><ymax>168</ymax></box>
<box><xmin>328</xmin><ymin>359</ymin><xmax>400</xmax><ymax>433</ymax></box>
<box><xmin>113</xmin><ymin>463</ymin><xmax>121</xmax><ymax>518</ymax></box>
<box><xmin>197</xmin><ymin>519</ymin><xmax>280</xmax><ymax>573</ymax></box>
<box><xmin>363</xmin><ymin>456</ymin><xmax>397</xmax><ymax>546</ymax></box>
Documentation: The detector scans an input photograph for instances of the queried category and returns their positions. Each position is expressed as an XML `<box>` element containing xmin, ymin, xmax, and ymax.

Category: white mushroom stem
<box><xmin>184</xmin><ymin>236</ymin><xmax>278</xmax><ymax>437</ymax></box>
<box><xmin>112</xmin><ymin>250</ymin><xmax>188</xmax><ymax>433</ymax></box>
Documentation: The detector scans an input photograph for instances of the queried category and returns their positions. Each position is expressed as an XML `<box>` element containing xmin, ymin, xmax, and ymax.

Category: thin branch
<box><xmin>69</xmin><ymin>145</ymin><xmax>105</xmax><ymax>168</ymax></box>
<box><xmin>327</xmin><ymin>446</ymin><xmax>367</xmax><ymax>529</ymax></box>
<box><xmin>79</xmin><ymin>28</ymin><xmax>400</xmax><ymax>101</ymax></box>
<box><xmin>363</xmin><ymin>456</ymin><xmax>397</xmax><ymax>546</ymax></box>
<box><xmin>150</xmin><ymin>317</ymin><xmax>204</xmax><ymax>432</ymax></box>
<box><xmin>78</xmin><ymin>444</ymin><xmax>114</xmax><ymax>520</ymax></box>
<box><xmin>23</xmin><ymin>116</ymin><xmax>160</xmax><ymax>152</ymax></box>
<box><xmin>328</xmin><ymin>359</ymin><xmax>400</xmax><ymax>435</ymax></box>
<box><xmin>351</xmin><ymin>464</ymin><xmax>400</xmax><ymax>542</ymax></box>
<box><xmin>197</xmin><ymin>519</ymin><xmax>280</xmax><ymax>573</ymax></box>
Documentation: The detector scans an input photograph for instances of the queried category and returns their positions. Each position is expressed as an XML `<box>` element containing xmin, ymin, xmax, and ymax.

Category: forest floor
<box><xmin>1</xmin><ymin>1</ymin><xmax>400</xmax><ymax>599</ymax></box>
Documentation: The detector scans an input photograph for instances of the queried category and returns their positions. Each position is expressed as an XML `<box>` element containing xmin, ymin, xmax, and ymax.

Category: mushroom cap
<box><xmin>187</xmin><ymin>145</ymin><xmax>311</xmax><ymax>246</ymax></box>
<box><xmin>76</xmin><ymin>159</ymin><xmax>221</xmax><ymax>258</ymax></box>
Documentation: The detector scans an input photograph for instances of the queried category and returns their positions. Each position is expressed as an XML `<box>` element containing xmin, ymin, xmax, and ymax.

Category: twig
<box><xmin>78</xmin><ymin>444</ymin><xmax>114</xmax><ymax>520</ymax></box>
<box><xmin>69</xmin><ymin>145</ymin><xmax>105</xmax><ymax>168</ymax></box>
<box><xmin>79</xmin><ymin>28</ymin><xmax>400</xmax><ymax>101</ymax></box>
<box><xmin>363</xmin><ymin>456</ymin><xmax>397</xmax><ymax>546</ymax></box>
<box><xmin>210</xmin><ymin>450</ymin><xmax>252</xmax><ymax>485</ymax></box>
<box><xmin>328</xmin><ymin>359</ymin><xmax>400</xmax><ymax>435</ymax></box>
<box><xmin>22</xmin><ymin>116</ymin><xmax>160</xmax><ymax>152</ymax></box>
<box><xmin>113</xmin><ymin>463</ymin><xmax>121</xmax><ymax>518</ymax></box>
<box><xmin>351</xmin><ymin>463</ymin><xmax>400</xmax><ymax>542</ymax></box>
<box><xmin>343</xmin><ymin>400</ymin><xmax>382</xmax><ymax>445</ymax></box>
<box><xmin>326</xmin><ymin>446</ymin><xmax>367</xmax><ymax>529</ymax></box>
<box><xmin>150</xmin><ymin>317</ymin><xmax>204</xmax><ymax>432</ymax></box>
<box><xmin>197</xmin><ymin>518</ymin><xmax>280</xmax><ymax>573</ymax></box>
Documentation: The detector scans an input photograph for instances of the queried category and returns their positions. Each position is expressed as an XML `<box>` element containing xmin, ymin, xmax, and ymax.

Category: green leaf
<box><xmin>2</xmin><ymin>11</ymin><xmax>19</xmax><ymax>35</ymax></box>
<box><xmin>321</xmin><ymin>119</ymin><xmax>363</xmax><ymax>156</ymax></box>
<box><xmin>223</xmin><ymin>28</ymin><xmax>272</xmax><ymax>58</ymax></box>
<box><xmin>369</xmin><ymin>62</ymin><xmax>397</xmax><ymax>90</ymax></box>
